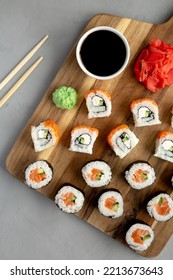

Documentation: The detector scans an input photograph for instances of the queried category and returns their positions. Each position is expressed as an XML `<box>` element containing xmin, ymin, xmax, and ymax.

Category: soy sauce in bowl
<box><xmin>76</xmin><ymin>26</ymin><xmax>130</xmax><ymax>80</ymax></box>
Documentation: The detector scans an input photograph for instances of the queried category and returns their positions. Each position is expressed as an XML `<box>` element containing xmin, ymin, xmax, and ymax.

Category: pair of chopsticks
<box><xmin>0</xmin><ymin>34</ymin><xmax>49</xmax><ymax>108</ymax></box>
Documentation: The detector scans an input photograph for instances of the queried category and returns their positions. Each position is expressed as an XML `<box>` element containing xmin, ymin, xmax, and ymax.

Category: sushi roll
<box><xmin>125</xmin><ymin>223</ymin><xmax>154</xmax><ymax>251</ymax></box>
<box><xmin>130</xmin><ymin>98</ymin><xmax>161</xmax><ymax>127</ymax></box>
<box><xmin>25</xmin><ymin>160</ymin><xmax>53</xmax><ymax>189</ymax></box>
<box><xmin>55</xmin><ymin>185</ymin><xmax>85</xmax><ymax>214</ymax></box>
<box><xmin>147</xmin><ymin>193</ymin><xmax>173</xmax><ymax>222</ymax></box>
<box><xmin>154</xmin><ymin>131</ymin><xmax>173</xmax><ymax>163</ymax></box>
<box><xmin>85</xmin><ymin>89</ymin><xmax>111</xmax><ymax>118</ymax></box>
<box><xmin>69</xmin><ymin>125</ymin><xmax>99</xmax><ymax>154</ymax></box>
<box><xmin>107</xmin><ymin>125</ymin><xmax>139</xmax><ymax>158</ymax></box>
<box><xmin>98</xmin><ymin>190</ymin><xmax>123</xmax><ymax>218</ymax></box>
<box><xmin>31</xmin><ymin>120</ymin><xmax>60</xmax><ymax>152</ymax></box>
<box><xmin>125</xmin><ymin>161</ymin><xmax>156</xmax><ymax>189</ymax></box>
<box><xmin>82</xmin><ymin>160</ymin><xmax>112</xmax><ymax>187</ymax></box>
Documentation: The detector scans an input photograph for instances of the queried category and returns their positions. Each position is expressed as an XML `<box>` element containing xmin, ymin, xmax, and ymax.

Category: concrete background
<box><xmin>0</xmin><ymin>0</ymin><xmax>173</xmax><ymax>259</ymax></box>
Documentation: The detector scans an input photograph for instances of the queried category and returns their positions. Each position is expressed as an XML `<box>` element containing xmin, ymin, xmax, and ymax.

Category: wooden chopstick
<box><xmin>0</xmin><ymin>56</ymin><xmax>43</xmax><ymax>108</ymax></box>
<box><xmin>0</xmin><ymin>35</ymin><xmax>48</xmax><ymax>91</ymax></box>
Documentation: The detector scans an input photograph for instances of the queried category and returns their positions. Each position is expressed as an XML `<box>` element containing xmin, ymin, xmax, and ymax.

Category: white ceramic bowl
<box><xmin>76</xmin><ymin>26</ymin><xmax>130</xmax><ymax>80</ymax></box>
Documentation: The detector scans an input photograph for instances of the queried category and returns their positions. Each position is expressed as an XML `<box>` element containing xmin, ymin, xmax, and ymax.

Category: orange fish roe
<box><xmin>85</xmin><ymin>89</ymin><xmax>111</xmax><ymax>100</ymax></box>
<box><xmin>156</xmin><ymin>130</ymin><xmax>173</xmax><ymax>139</ymax></box>
<box><xmin>44</xmin><ymin>120</ymin><xmax>60</xmax><ymax>144</ymax></box>
<box><xmin>107</xmin><ymin>125</ymin><xmax>129</xmax><ymax>146</ymax></box>
<box><xmin>130</xmin><ymin>98</ymin><xmax>158</xmax><ymax>111</ymax></box>
<box><xmin>71</xmin><ymin>125</ymin><xmax>99</xmax><ymax>136</ymax></box>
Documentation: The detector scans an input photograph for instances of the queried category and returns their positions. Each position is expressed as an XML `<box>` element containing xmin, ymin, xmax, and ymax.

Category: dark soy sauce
<box><xmin>80</xmin><ymin>30</ymin><xmax>127</xmax><ymax>76</ymax></box>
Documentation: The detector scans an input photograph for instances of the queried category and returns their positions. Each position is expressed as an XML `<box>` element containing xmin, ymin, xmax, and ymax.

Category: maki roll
<box><xmin>25</xmin><ymin>160</ymin><xmax>53</xmax><ymax>189</ymax></box>
<box><xmin>85</xmin><ymin>89</ymin><xmax>111</xmax><ymax>118</ymax></box>
<box><xmin>125</xmin><ymin>223</ymin><xmax>154</xmax><ymax>251</ymax></box>
<box><xmin>82</xmin><ymin>160</ymin><xmax>112</xmax><ymax>187</ymax></box>
<box><xmin>147</xmin><ymin>193</ymin><xmax>173</xmax><ymax>222</ymax></box>
<box><xmin>98</xmin><ymin>190</ymin><xmax>123</xmax><ymax>218</ymax></box>
<box><xmin>55</xmin><ymin>185</ymin><xmax>85</xmax><ymax>213</ymax></box>
<box><xmin>154</xmin><ymin>131</ymin><xmax>173</xmax><ymax>163</ymax></box>
<box><xmin>130</xmin><ymin>98</ymin><xmax>161</xmax><ymax>127</ymax></box>
<box><xmin>31</xmin><ymin>120</ymin><xmax>60</xmax><ymax>152</ymax></box>
<box><xmin>125</xmin><ymin>161</ymin><xmax>156</xmax><ymax>189</ymax></box>
<box><xmin>69</xmin><ymin>125</ymin><xmax>99</xmax><ymax>154</ymax></box>
<box><xmin>107</xmin><ymin>125</ymin><xmax>139</xmax><ymax>158</ymax></box>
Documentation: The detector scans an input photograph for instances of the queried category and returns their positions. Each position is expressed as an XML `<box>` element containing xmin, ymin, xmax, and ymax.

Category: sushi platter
<box><xmin>6</xmin><ymin>14</ymin><xmax>173</xmax><ymax>257</ymax></box>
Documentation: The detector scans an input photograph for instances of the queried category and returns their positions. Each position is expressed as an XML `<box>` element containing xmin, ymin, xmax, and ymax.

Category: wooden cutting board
<box><xmin>6</xmin><ymin>14</ymin><xmax>173</xmax><ymax>257</ymax></box>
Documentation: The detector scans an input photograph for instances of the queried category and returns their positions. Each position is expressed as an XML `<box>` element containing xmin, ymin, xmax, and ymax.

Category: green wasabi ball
<box><xmin>52</xmin><ymin>86</ymin><xmax>78</xmax><ymax>109</ymax></box>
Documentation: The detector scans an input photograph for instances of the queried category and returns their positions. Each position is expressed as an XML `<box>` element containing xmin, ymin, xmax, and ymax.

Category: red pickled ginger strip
<box><xmin>134</xmin><ymin>38</ymin><xmax>173</xmax><ymax>92</ymax></box>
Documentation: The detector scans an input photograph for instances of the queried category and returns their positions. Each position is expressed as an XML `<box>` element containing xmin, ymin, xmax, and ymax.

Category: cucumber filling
<box><xmin>70</xmin><ymin>195</ymin><xmax>77</xmax><ymax>202</ymax></box>
<box><xmin>158</xmin><ymin>197</ymin><xmax>163</xmax><ymax>206</ymax></box>
<box><xmin>142</xmin><ymin>173</ymin><xmax>148</xmax><ymax>180</ymax></box>
<box><xmin>91</xmin><ymin>95</ymin><xmax>106</xmax><ymax>113</ymax></box>
<box><xmin>38</xmin><ymin>168</ymin><xmax>45</xmax><ymax>174</ymax></box>
<box><xmin>141</xmin><ymin>234</ymin><xmax>151</xmax><ymax>241</ymax></box>
<box><xmin>117</xmin><ymin>132</ymin><xmax>131</xmax><ymax>149</ymax></box>
<box><xmin>162</xmin><ymin>140</ymin><xmax>173</xmax><ymax>157</ymax></box>
<box><xmin>138</xmin><ymin>106</ymin><xmax>154</xmax><ymax>122</ymax></box>
<box><xmin>96</xmin><ymin>172</ymin><xmax>104</xmax><ymax>180</ymax></box>
<box><xmin>75</xmin><ymin>133</ymin><xmax>91</xmax><ymax>147</ymax></box>
<box><xmin>120</xmin><ymin>132</ymin><xmax>130</xmax><ymax>142</ymax></box>
<box><xmin>112</xmin><ymin>202</ymin><xmax>119</xmax><ymax>212</ymax></box>
<box><xmin>37</xmin><ymin>129</ymin><xmax>52</xmax><ymax>146</ymax></box>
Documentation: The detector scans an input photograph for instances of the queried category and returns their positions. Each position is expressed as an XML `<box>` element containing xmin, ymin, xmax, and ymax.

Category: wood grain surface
<box><xmin>6</xmin><ymin>14</ymin><xmax>173</xmax><ymax>257</ymax></box>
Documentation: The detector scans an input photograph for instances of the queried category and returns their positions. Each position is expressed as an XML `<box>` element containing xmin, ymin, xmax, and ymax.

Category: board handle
<box><xmin>160</xmin><ymin>15</ymin><xmax>173</xmax><ymax>26</ymax></box>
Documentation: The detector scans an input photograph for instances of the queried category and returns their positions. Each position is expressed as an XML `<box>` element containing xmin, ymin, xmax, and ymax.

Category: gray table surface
<box><xmin>0</xmin><ymin>0</ymin><xmax>173</xmax><ymax>260</ymax></box>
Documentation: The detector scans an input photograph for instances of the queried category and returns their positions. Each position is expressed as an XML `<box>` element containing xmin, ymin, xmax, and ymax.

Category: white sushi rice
<box><xmin>55</xmin><ymin>185</ymin><xmax>85</xmax><ymax>213</ymax></box>
<box><xmin>25</xmin><ymin>160</ymin><xmax>53</xmax><ymax>189</ymax></box>
<box><xmin>82</xmin><ymin>161</ymin><xmax>112</xmax><ymax>187</ymax></box>
<box><xmin>86</xmin><ymin>90</ymin><xmax>112</xmax><ymax>118</ymax></box>
<box><xmin>147</xmin><ymin>193</ymin><xmax>173</xmax><ymax>222</ymax></box>
<box><xmin>125</xmin><ymin>223</ymin><xmax>154</xmax><ymax>251</ymax></box>
<box><xmin>31</xmin><ymin>122</ymin><xmax>58</xmax><ymax>152</ymax></box>
<box><xmin>69</xmin><ymin>126</ymin><xmax>98</xmax><ymax>154</ymax></box>
<box><xmin>125</xmin><ymin>162</ymin><xmax>156</xmax><ymax>189</ymax></box>
<box><xmin>98</xmin><ymin>191</ymin><xmax>123</xmax><ymax>218</ymax></box>
<box><xmin>154</xmin><ymin>132</ymin><xmax>173</xmax><ymax>163</ymax></box>
<box><xmin>109</xmin><ymin>127</ymin><xmax>139</xmax><ymax>158</ymax></box>
<box><xmin>131</xmin><ymin>99</ymin><xmax>161</xmax><ymax>127</ymax></box>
